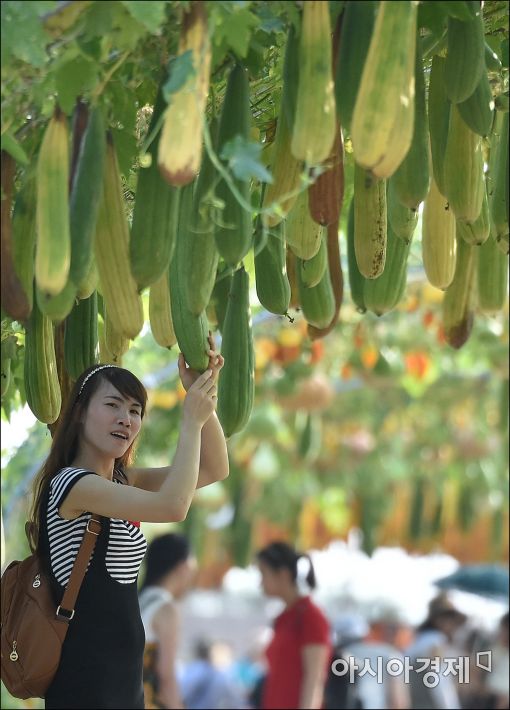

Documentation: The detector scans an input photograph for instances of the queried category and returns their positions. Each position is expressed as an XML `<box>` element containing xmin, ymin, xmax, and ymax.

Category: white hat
<box><xmin>333</xmin><ymin>613</ymin><xmax>369</xmax><ymax>644</ymax></box>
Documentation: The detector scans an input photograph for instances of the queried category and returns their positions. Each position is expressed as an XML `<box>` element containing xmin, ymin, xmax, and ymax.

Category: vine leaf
<box><xmin>55</xmin><ymin>55</ymin><xmax>99</xmax><ymax>114</ymax></box>
<box><xmin>162</xmin><ymin>50</ymin><xmax>195</xmax><ymax>103</ymax></box>
<box><xmin>221</xmin><ymin>136</ymin><xmax>273</xmax><ymax>184</ymax></box>
<box><xmin>212</xmin><ymin>6</ymin><xmax>260</xmax><ymax>59</ymax></box>
<box><xmin>120</xmin><ymin>1</ymin><xmax>167</xmax><ymax>34</ymax></box>
<box><xmin>0</xmin><ymin>1</ymin><xmax>52</xmax><ymax>68</ymax></box>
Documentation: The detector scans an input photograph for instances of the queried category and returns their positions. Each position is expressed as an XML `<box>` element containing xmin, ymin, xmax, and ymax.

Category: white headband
<box><xmin>78</xmin><ymin>365</ymin><xmax>119</xmax><ymax>396</ymax></box>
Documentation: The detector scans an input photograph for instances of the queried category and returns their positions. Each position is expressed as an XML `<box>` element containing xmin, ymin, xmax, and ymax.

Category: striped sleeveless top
<box><xmin>47</xmin><ymin>466</ymin><xmax>147</xmax><ymax>586</ymax></box>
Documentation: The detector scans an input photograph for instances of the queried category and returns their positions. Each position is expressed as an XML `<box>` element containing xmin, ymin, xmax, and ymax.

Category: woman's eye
<box><xmin>106</xmin><ymin>402</ymin><xmax>116</xmax><ymax>407</ymax></box>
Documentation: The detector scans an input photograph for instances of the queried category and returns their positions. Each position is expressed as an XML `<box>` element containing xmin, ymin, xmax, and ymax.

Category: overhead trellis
<box><xmin>0</xmin><ymin>0</ymin><xmax>508</xmax><ymax>437</ymax></box>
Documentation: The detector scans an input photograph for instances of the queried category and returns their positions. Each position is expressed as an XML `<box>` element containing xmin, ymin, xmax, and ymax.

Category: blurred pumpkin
<box><xmin>309</xmin><ymin>340</ymin><xmax>325</xmax><ymax>364</ymax></box>
<box><xmin>405</xmin><ymin>351</ymin><xmax>430</xmax><ymax>379</ymax></box>
<box><xmin>278</xmin><ymin>327</ymin><xmax>303</xmax><ymax>347</ymax></box>
<box><xmin>361</xmin><ymin>346</ymin><xmax>379</xmax><ymax>369</ymax></box>
<box><xmin>278</xmin><ymin>373</ymin><xmax>334</xmax><ymax>411</ymax></box>
<box><xmin>274</xmin><ymin>344</ymin><xmax>301</xmax><ymax>365</ymax></box>
<box><xmin>341</xmin><ymin>363</ymin><xmax>353</xmax><ymax>380</ymax></box>
<box><xmin>422</xmin><ymin>310</ymin><xmax>435</xmax><ymax>328</ymax></box>
<box><xmin>255</xmin><ymin>337</ymin><xmax>278</xmax><ymax>369</ymax></box>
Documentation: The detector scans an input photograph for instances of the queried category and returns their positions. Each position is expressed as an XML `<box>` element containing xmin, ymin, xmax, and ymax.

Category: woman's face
<box><xmin>258</xmin><ymin>560</ymin><xmax>288</xmax><ymax>598</ymax></box>
<box><xmin>79</xmin><ymin>379</ymin><xmax>143</xmax><ymax>462</ymax></box>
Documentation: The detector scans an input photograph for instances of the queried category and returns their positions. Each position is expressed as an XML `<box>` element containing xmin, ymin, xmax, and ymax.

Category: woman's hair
<box><xmin>256</xmin><ymin>541</ymin><xmax>317</xmax><ymax>590</ymax></box>
<box><xmin>28</xmin><ymin>365</ymin><xmax>147</xmax><ymax>553</ymax></box>
<box><xmin>140</xmin><ymin>533</ymin><xmax>190</xmax><ymax>589</ymax></box>
<box><xmin>417</xmin><ymin>609</ymin><xmax>464</xmax><ymax>633</ymax></box>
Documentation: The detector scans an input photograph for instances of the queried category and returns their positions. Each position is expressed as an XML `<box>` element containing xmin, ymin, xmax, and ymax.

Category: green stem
<box><xmin>202</xmin><ymin>113</ymin><xmax>313</xmax><ymax>221</ymax></box>
<box><xmin>90</xmin><ymin>51</ymin><xmax>130</xmax><ymax>102</ymax></box>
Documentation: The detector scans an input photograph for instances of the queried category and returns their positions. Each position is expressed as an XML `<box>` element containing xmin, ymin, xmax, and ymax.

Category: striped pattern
<box><xmin>48</xmin><ymin>467</ymin><xmax>147</xmax><ymax>586</ymax></box>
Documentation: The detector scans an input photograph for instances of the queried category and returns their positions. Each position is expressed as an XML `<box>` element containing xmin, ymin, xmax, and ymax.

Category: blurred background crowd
<box><xmin>136</xmin><ymin>533</ymin><xmax>508</xmax><ymax>710</ymax></box>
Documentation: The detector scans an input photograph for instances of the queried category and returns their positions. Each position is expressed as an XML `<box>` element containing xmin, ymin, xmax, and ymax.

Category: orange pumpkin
<box><xmin>278</xmin><ymin>373</ymin><xmax>335</xmax><ymax>411</ymax></box>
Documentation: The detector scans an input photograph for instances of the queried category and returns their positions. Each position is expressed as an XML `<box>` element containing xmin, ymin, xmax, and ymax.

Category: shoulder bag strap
<box><xmin>56</xmin><ymin>515</ymin><xmax>102</xmax><ymax>622</ymax></box>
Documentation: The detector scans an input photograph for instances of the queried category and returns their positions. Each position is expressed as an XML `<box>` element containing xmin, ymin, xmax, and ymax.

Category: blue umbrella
<box><xmin>435</xmin><ymin>564</ymin><xmax>509</xmax><ymax>600</ymax></box>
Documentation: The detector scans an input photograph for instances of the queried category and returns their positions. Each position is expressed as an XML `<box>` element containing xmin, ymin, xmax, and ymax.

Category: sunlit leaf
<box><xmin>1</xmin><ymin>1</ymin><xmax>52</xmax><ymax>67</ymax></box>
<box><xmin>121</xmin><ymin>1</ymin><xmax>166</xmax><ymax>34</ymax></box>
<box><xmin>162</xmin><ymin>50</ymin><xmax>196</xmax><ymax>103</ymax></box>
<box><xmin>55</xmin><ymin>55</ymin><xmax>99</xmax><ymax>114</ymax></box>
<box><xmin>212</xmin><ymin>6</ymin><xmax>260</xmax><ymax>58</ymax></box>
<box><xmin>221</xmin><ymin>136</ymin><xmax>273</xmax><ymax>183</ymax></box>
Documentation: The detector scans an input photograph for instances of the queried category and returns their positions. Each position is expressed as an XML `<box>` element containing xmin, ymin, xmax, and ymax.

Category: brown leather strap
<box><xmin>57</xmin><ymin>516</ymin><xmax>102</xmax><ymax>621</ymax></box>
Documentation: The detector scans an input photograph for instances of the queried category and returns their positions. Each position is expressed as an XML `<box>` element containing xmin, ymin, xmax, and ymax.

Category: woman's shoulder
<box><xmin>301</xmin><ymin>595</ymin><xmax>328</xmax><ymax>618</ymax></box>
<box><xmin>46</xmin><ymin>467</ymin><xmax>99</xmax><ymax>517</ymax></box>
<box><xmin>50</xmin><ymin>466</ymin><xmax>96</xmax><ymax>488</ymax></box>
<box><xmin>48</xmin><ymin>466</ymin><xmax>98</xmax><ymax>498</ymax></box>
<box><xmin>299</xmin><ymin>596</ymin><xmax>331</xmax><ymax>635</ymax></box>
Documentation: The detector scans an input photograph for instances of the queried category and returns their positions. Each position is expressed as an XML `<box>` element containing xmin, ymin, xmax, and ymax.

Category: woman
<box><xmin>27</xmin><ymin>335</ymin><xmax>228</xmax><ymax>709</ymax></box>
<box><xmin>406</xmin><ymin>593</ymin><xmax>467</xmax><ymax>710</ymax></box>
<box><xmin>256</xmin><ymin>542</ymin><xmax>331</xmax><ymax>710</ymax></box>
<box><xmin>139</xmin><ymin>533</ymin><xmax>195</xmax><ymax>709</ymax></box>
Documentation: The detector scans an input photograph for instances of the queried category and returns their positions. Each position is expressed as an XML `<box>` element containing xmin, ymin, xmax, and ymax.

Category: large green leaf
<box><xmin>121</xmin><ymin>1</ymin><xmax>167</xmax><ymax>34</ymax></box>
<box><xmin>55</xmin><ymin>55</ymin><xmax>99</xmax><ymax>113</ymax></box>
<box><xmin>1</xmin><ymin>1</ymin><xmax>53</xmax><ymax>67</ymax></box>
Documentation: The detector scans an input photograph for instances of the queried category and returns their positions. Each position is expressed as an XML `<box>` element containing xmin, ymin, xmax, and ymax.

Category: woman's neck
<box><xmin>71</xmin><ymin>450</ymin><xmax>115</xmax><ymax>479</ymax></box>
<box><xmin>280</xmin><ymin>586</ymin><xmax>302</xmax><ymax>609</ymax></box>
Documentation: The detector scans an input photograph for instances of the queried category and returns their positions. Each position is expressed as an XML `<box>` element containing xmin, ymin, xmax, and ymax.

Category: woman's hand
<box><xmin>178</xmin><ymin>331</ymin><xmax>224</xmax><ymax>391</ymax></box>
<box><xmin>182</xmin><ymin>368</ymin><xmax>218</xmax><ymax>428</ymax></box>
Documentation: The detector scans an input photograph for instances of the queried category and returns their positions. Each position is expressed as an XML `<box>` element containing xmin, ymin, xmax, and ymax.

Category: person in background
<box><xmin>484</xmin><ymin>611</ymin><xmax>509</xmax><ymax>710</ymax></box>
<box><xmin>139</xmin><ymin>533</ymin><xmax>196</xmax><ymax>709</ymax></box>
<box><xmin>179</xmin><ymin>638</ymin><xmax>248</xmax><ymax>709</ymax></box>
<box><xmin>324</xmin><ymin>614</ymin><xmax>367</xmax><ymax>710</ymax></box>
<box><xmin>256</xmin><ymin>541</ymin><xmax>331</xmax><ymax>710</ymax></box>
<box><xmin>406</xmin><ymin>593</ymin><xmax>467</xmax><ymax>710</ymax></box>
<box><xmin>342</xmin><ymin>613</ymin><xmax>411</xmax><ymax>710</ymax></box>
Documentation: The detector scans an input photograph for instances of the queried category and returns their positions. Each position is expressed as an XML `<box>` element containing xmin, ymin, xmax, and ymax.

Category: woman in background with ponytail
<box><xmin>256</xmin><ymin>542</ymin><xmax>331</xmax><ymax>710</ymax></box>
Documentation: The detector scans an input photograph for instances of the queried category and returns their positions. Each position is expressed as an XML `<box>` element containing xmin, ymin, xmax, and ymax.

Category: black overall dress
<box><xmin>40</xmin><ymin>467</ymin><xmax>147</xmax><ymax>709</ymax></box>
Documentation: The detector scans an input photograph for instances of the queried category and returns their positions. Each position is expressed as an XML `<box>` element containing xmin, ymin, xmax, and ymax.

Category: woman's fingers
<box><xmin>205</xmin><ymin>381</ymin><xmax>217</xmax><ymax>395</ymax></box>
<box><xmin>191</xmin><ymin>369</ymin><xmax>213</xmax><ymax>390</ymax></box>
<box><xmin>211</xmin><ymin>354</ymin><xmax>224</xmax><ymax>368</ymax></box>
<box><xmin>195</xmin><ymin>339</ymin><xmax>224</xmax><ymax>387</ymax></box>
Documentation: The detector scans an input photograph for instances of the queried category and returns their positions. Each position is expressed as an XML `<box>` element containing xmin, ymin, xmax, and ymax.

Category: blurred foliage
<box><xmin>3</xmin><ymin>271</ymin><xmax>508</xmax><ymax>577</ymax></box>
